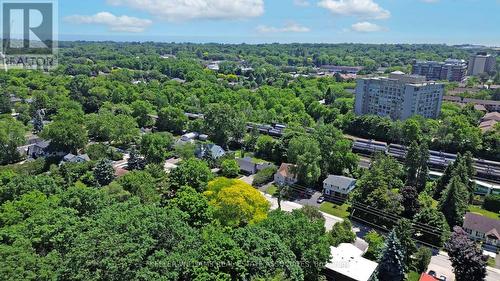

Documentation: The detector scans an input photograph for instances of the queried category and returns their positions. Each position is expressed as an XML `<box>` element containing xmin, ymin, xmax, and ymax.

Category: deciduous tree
<box><xmin>204</xmin><ymin>178</ymin><xmax>270</xmax><ymax>227</ymax></box>
<box><xmin>445</xmin><ymin>226</ymin><xmax>487</xmax><ymax>281</ymax></box>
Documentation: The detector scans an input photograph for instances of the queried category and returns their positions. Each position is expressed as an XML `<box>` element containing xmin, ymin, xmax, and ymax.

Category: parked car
<box><xmin>428</xmin><ymin>270</ymin><xmax>436</xmax><ymax>277</ymax></box>
<box><xmin>306</xmin><ymin>188</ymin><xmax>315</xmax><ymax>197</ymax></box>
<box><xmin>317</xmin><ymin>196</ymin><xmax>325</xmax><ymax>204</ymax></box>
<box><xmin>438</xmin><ymin>276</ymin><xmax>447</xmax><ymax>281</ymax></box>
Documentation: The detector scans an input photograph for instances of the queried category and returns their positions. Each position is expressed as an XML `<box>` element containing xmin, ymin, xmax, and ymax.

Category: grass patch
<box><xmin>488</xmin><ymin>257</ymin><xmax>496</xmax><ymax>268</ymax></box>
<box><xmin>405</xmin><ymin>271</ymin><xmax>420</xmax><ymax>281</ymax></box>
<box><xmin>319</xmin><ymin>202</ymin><xmax>350</xmax><ymax>219</ymax></box>
<box><xmin>235</xmin><ymin>150</ymin><xmax>267</xmax><ymax>164</ymax></box>
<box><xmin>266</xmin><ymin>185</ymin><xmax>277</xmax><ymax>196</ymax></box>
<box><xmin>469</xmin><ymin>205</ymin><xmax>500</xmax><ymax>220</ymax></box>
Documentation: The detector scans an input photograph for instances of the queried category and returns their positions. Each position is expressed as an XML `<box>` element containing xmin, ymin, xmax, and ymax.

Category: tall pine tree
<box><xmin>377</xmin><ymin>231</ymin><xmax>405</xmax><ymax>281</ymax></box>
<box><xmin>405</xmin><ymin>141</ymin><xmax>429</xmax><ymax>192</ymax></box>
<box><xmin>33</xmin><ymin>110</ymin><xmax>44</xmax><ymax>133</ymax></box>
<box><xmin>128</xmin><ymin>147</ymin><xmax>146</xmax><ymax>170</ymax></box>
<box><xmin>438</xmin><ymin>175</ymin><xmax>469</xmax><ymax>228</ymax></box>
<box><xmin>94</xmin><ymin>159</ymin><xmax>116</xmax><ymax>186</ymax></box>
<box><xmin>394</xmin><ymin>219</ymin><xmax>417</xmax><ymax>270</ymax></box>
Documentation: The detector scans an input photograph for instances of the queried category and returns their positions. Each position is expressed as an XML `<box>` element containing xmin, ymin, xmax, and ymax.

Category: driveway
<box><xmin>428</xmin><ymin>252</ymin><xmax>455</xmax><ymax>281</ymax></box>
<box><xmin>239</xmin><ymin>175</ymin><xmax>255</xmax><ymax>185</ymax></box>
<box><xmin>261</xmin><ymin>192</ymin><xmax>343</xmax><ymax>230</ymax></box>
<box><xmin>295</xmin><ymin>191</ymin><xmax>322</xmax><ymax>207</ymax></box>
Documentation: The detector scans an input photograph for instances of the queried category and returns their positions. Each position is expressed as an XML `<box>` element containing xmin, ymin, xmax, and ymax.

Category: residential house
<box><xmin>237</xmin><ymin>157</ymin><xmax>274</xmax><ymax>175</ymax></box>
<box><xmin>324</xmin><ymin>243</ymin><xmax>378</xmax><ymax>281</ymax></box>
<box><xmin>483</xmin><ymin>112</ymin><xmax>500</xmax><ymax>122</ymax></box>
<box><xmin>479</xmin><ymin>112</ymin><xmax>500</xmax><ymax>133</ymax></box>
<box><xmin>463</xmin><ymin>212</ymin><xmax>500</xmax><ymax>252</ymax></box>
<box><xmin>27</xmin><ymin>140</ymin><xmax>64</xmax><ymax>159</ymax></box>
<box><xmin>274</xmin><ymin>163</ymin><xmax>298</xmax><ymax>186</ymax></box>
<box><xmin>418</xmin><ymin>273</ymin><xmax>437</xmax><ymax>281</ymax></box>
<box><xmin>27</xmin><ymin>140</ymin><xmax>51</xmax><ymax>158</ymax></box>
<box><xmin>195</xmin><ymin>143</ymin><xmax>225</xmax><ymax>160</ymax></box>
<box><xmin>181</xmin><ymin>132</ymin><xmax>199</xmax><ymax>142</ymax></box>
<box><xmin>61</xmin><ymin>153</ymin><xmax>91</xmax><ymax>164</ymax></box>
<box><xmin>323</xmin><ymin>175</ymin><xmax>357</xmax><ymax>198</ymax></box>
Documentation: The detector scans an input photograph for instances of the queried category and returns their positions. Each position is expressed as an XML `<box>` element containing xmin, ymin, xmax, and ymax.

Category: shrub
<box><xmin>413</xmin><ymin>247</ymin><xmax>432</xmax><ymax>273</ymax></box>
<box><xmin>329</xmin><ymin>219</ymin><xmax>356</xmax><ymax>246</ymax></box>
<box><xmin>252</xmin><ymin>166</ymin><xmax>277</xmax><ymax>187</ymax></box>
<box><xmin>483</xmin><ymin>195</ymin><xmax>500</xmax><ymax>213</ymax></box>
<box><xmin>220</xmin><ymin>159</ymin><xmax>239</xmax><ymax>178</ymax></box>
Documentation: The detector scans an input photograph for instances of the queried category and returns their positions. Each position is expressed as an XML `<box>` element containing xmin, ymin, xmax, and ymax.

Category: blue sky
<box><xmin>58</xmin><ymin>0</ymin><xmax>500</xmax><ymax>45</ymax></box>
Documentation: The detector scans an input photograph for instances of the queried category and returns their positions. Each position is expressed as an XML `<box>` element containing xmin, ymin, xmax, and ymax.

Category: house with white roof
<box><xmin>324</xmin><ymin>243</ymin><xmax>378</xmax><ymax>281</ymax></box>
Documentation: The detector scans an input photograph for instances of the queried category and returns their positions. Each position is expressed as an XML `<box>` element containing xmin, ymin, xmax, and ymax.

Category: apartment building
<box><xmin>412</xmin><ymin>59</ymin><xmax>467</xmax><ymax>82</ymax></box>
<box><xmin>355</xmin><ymin>71</ymin><xmax>444</xmax><ymax>120</ymax></box>
<box><xmin>468</xmin><ymin>52</ymin><xmax>496</xmax><ymax>76</ymax></box>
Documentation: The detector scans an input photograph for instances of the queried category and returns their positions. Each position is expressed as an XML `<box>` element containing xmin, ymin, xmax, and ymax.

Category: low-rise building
<box><xmin>27</xmin><ymin>140</ymin><xmax>65</xmax><ymax>159</ymax></box>
<box><xmin>463</xmin><ymin>212</ymin><xmax>500</xmax><ymax>252</ymax></box>
<box><xmin>237</xmin><ymin>157</ymin><xmax>274</xmax><ymax>175</ymax></box>
<box><xmin>320</xmin><ymin>65</ymin><xmax>364</xmax><ymax>74</ymax></box>
<box><xmin>195</xmin><ymin>143</ymin><xmax>225</xmax><ymax>159</ymax></box>
<box><xmin>274</xmin><ymin>163</ymin><xmax>298</xmax><ymax>186</ymax></box>
<box><xmin>61</xmin><ymin>153</ymin><xmax>91</xmax><ymax>164</ymax></box>
<box><xmin>479</xmin><ymin>112</ymin><xmax>500</xmax><ymax>133</ymax></box>
<box><xmin>323</xmin><ymin>175</ymin><xmax>357</xmax><ymax>198</ymax></box>
<box><xmin>324</xmin><ymin>243</ymin><xmax>378</xmax><ymax>281</ymax></box>
<box><xmin>419</xmin><ymin>273</ymin><xmax>437</xmax><ymax>281</ymax></box>
<box><xmin>27</xmin><ymin>140</ymin><xmax>51</xmax><ymax>158</ymax></box>
<box><xmin>443</xmin><ymin>96</ymin><xmax>500</xmax><ymax>112</ymax></box>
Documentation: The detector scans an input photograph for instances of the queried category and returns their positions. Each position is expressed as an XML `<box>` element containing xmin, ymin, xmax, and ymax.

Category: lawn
<box><xmin>469</xmin><ymin>205</ymin><xmax>500</xmax><ymax>220</ymax></box>
<box><xmin>488</xmin><ymin>257</ymin><xmax>496</xmax><ymax>268</ymax></box>
<box><xmin>234</xmin><ymin>150</ymin><xmax>267</xmax><ymax>164</ymax></box>
<box><xmin>319</xmin><ymin>202</ymin><xmax>350</xmax><ymax>219</ymax></box>
<box><xmin>405</xmin><ymin>271</ymin><xmax>420</xmax><ymax>281</ymax></box>
<box><xmin>266</xmin><ymin>185</ymin><xmax>277</xmax><ymax>196</ymax></box>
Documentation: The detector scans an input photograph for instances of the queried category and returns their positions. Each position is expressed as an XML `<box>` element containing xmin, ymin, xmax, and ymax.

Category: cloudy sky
<box><xmin>59</xmin><ymin>0</ymin><xmax>500</xmax><ymax>45</ymax></box>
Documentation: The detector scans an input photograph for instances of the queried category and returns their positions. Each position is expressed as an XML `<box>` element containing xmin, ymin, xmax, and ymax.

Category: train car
<box><xmin>268</xmin><ymin>129</ymin><xmax>283</xmax><ymax>137</ymax></box>
<box><xmin>353</xmin><ymin>140</ymin><xmax>387</xmax><ymax>155</ymax></box>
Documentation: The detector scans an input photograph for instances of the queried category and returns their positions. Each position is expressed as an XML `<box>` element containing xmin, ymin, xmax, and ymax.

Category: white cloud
<box><xmin>350</xmin><ymin>21</ymin><xmax>385</xmax><ymax>32</ymax></box>
<box><xmin>65</xmin><ymin>12</ymin><xmax>152</xmax><ymax>32</ymax></box>
<box><xmin>256</xmin><ymin>23</ymin><xmax>311</xmax><ymax>33</ymax></box>
<box><xmin>106</xmin><ymin>0</ymin><xmax>264</xmax><ymax>21</ymax></box>
<box><xmin>318</xmin><ymin>0</ymin><xmax>390</xmax><ymax>19</ymax></box>
<box><xmin>294</xmin><ymin>0</ymin><xmax>311</xmax><ymax>7</ymax></box>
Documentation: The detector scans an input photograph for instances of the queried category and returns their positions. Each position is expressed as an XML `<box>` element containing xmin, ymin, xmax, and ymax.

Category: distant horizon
<box><xmin>55</xmin><ymin>1</ymin><xmax>500</xmax><ymax>47</ymax></box>
<box><xmin>56</xmin><ymin>35</ymin><xmax>499</xmax><ymax>48</ymax></box>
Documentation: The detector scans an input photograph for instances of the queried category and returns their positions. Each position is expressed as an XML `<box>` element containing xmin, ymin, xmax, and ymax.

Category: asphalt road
<box><xmin>428</xmin><ymin>251</ymin><xmax>500</xmax><ymax>281</ymax></box>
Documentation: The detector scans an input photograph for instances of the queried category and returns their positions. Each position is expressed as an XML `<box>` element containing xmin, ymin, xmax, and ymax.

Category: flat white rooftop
<box><xmin>325</xmin><ymin>243</ymin><xmax>378</xmax><ymax>281</ymax></box>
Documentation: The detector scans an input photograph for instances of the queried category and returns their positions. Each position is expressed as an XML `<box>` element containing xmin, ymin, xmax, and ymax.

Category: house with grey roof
<box><xmin>61</xmin><ymin>153</ymin><xmax>91</xmax><ymax>164</ymax></box>
<box><xmin>323</xmin><ymin>175</ymin><xmax>357</xmax><ymax>198</ymax></box>
<box><xmin>195</xmin><ymin>143</ymin><xmax>225</xmax><ymax>160</ymax></box>
<box><xmin>237</xmin><ymin>157</ymin><xmax>274</xmax><ymax>175</ymax></box>
<box><xmin>27</xmin><ymin>140</ymin><xmax>51</xmax><ymax>158</ymax></box>
<box><xmin>463</xmin><ymin>212</ymin><xmax>500</xmax><ymax>252</ymax></box>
